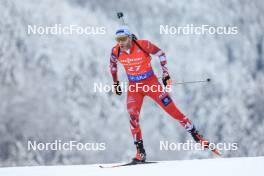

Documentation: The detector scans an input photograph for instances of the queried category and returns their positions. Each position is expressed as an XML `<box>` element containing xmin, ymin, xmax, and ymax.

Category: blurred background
<box><xmin>0</xmin><ymin>0</ymin><xmax>264</xmax><ymax>167</ymax></box>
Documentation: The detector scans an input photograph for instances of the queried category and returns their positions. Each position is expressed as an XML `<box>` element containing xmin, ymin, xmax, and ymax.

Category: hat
<box><xmin>115</xmin><ymin>26</ymin><xmax>131</xmax><ymax>37</ymax></box>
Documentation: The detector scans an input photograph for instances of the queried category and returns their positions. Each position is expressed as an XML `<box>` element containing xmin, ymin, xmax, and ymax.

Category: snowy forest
<box><xmin>0</xmin><ymin>0</ymin><xmax>263</xmax><ymax>166</ymax></box>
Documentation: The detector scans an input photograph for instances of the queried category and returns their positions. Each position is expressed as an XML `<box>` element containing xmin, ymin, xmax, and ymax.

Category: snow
<box><xmin>0</xmin><ymin>156</ymin><xmax>263</xmax><ymax>176</ymax></box>
<box><xmin>0</xmin><ymin>0</ymin><xmax>264</xmax><ymax>166</ymax></box>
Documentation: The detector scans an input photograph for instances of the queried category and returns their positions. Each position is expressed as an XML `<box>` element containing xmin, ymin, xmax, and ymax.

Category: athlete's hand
<box><xmin>113</xmin><ymin>81</ymin><xmax>122</xmax><ymax>95</ymax></box>
<box><xmin>162</xmin><ymin>72</ymin><xmax>172</xmax><ymax>88</ymax></box>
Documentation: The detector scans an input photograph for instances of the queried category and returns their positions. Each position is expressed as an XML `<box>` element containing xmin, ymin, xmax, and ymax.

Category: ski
<box><xmin>99</xmin><ymin>161</ymin><xmax>157</xmax><ymax>168</ymax></box>
<box><xmin>201</xmin><ymin>142</ymin><xmax>222</xmax><ymax>157</ymax></box>
<box><xmin>210</xmin><ymin>148</ymin><xmax>222</xmax><ymax>157</ymax></box>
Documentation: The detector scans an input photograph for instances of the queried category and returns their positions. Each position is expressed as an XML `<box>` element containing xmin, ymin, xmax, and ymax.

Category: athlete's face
<box><xmin>116</xmin><ymin>36</ymin><xmax>131</xmax><ymax>51</ymax></box>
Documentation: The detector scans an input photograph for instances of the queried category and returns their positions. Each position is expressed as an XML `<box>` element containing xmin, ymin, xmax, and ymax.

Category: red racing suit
<box><xmin>110</xmin><ymin>40</ymin><xmax>193</xmax><ymax>142</ymax></box>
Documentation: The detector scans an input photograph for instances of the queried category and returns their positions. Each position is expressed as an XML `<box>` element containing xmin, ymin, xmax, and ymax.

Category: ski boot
<box><xmin>132</xmin><ymin>140</ymin><xmax>146</xmax><ymax>163</ymax></box>
<box><xmin>189</xmin><ymin>127</ymin><xmax>210</xmax><ymax>147</ymax></box>
<box><xmin>189</xmin><ymin>126</ymin><xmax>221</xmax><ymax>156</ymax></box>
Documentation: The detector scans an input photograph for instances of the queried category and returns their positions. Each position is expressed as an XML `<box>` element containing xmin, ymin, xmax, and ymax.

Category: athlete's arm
<box><xmin>140</xmin><ymin>40</ymin><xmax>172</xmax><ymax>87</ymax></box>
<box><xmin>140</xmin><ymin>40</ymin><xmax>169</xmax><ymax>75</ymax></box>
<box><xmin>110</xmin><ymin>48</ymin><xmax>118</xmax><ymax>82</ymax></box>
<box><xmin>110</xmin><ymin>48</ymin><xmax>122</xmax><ymax>95</ymax></box>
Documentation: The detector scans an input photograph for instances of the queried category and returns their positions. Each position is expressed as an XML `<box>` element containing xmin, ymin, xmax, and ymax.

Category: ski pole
<box><xmin>171</xmin><ymin>78</ymin><xmax>211</xmax><ymax>85</ymax></box>
<box><xmin>158</xmin><ymin>77</ymin><xmax>211</xmax><ymax>85</ymax></box>
<box><xmin>117</xmin><ymin>12</ymin><xmax>126</xmax><ymax>25</ymax></box>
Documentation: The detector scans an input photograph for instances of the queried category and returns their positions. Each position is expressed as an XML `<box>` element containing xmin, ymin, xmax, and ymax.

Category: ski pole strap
<box><xmin>133</xmin><ymin>38</ymin><xmax>149</xmax><ymax>55</ymax></box>
<box><xmin>117</xmin><ymin>35</ymin><xmax>149</xmax><ymax>58</ymax></box>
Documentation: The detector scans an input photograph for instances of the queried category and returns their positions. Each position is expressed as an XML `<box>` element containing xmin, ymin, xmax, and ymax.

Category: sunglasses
<box><xmin>115</xmin><ymin>36</ymin><xmax>129</xmax><ymax>42</ymax></box>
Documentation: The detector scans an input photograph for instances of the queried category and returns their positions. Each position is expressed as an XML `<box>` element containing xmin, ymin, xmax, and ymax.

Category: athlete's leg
<box><xmin>144</xmin><ymin>75</ymin><xmax>193</xmax><ymax>131</ymax></box>
<box><xmin>127</xmin><ymin>83</ymin><xmax>145</xmax><ymax>142</ymax></box>
<box><xmin>141</xmin><ymin>75</ymin><xmax>217</xmax><ymax>154</ymax></box>
<box><xmin>127</xmin><ymin>83</ymin><xmax>147</xmax><ymax>161</ymax></box>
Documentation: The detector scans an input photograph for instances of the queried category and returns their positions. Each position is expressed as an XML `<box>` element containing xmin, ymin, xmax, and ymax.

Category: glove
<box><xmin>113</xmin><ymin>81</ymin><xmax>122</xmax><ymax>95</ymax></box>
<box><xmin>162</xmin><ymin>73</ymin><xmax>172</xmax><ymax>88</ymax></box>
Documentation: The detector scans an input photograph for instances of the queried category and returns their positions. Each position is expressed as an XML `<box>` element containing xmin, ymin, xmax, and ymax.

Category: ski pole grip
<box><xmin>117</xmin><ymin>12</ymin><xmax>124</xmax><ymax>19</ymax></box>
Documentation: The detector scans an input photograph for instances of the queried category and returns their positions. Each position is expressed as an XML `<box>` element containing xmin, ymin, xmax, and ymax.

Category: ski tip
<box><xmin>212</xmin><ymin>149</ymin><xmax>222</xmax><ymax>157</ymax></box>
